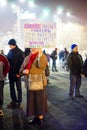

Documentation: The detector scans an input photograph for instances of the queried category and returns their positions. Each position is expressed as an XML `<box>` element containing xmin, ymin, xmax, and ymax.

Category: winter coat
<box><xmin>50</xmin><ymin>50</ymin><xmax>57</xmax><ymax>60</ymax></box>
<box><xmin>67</xmin><ymin>52</ymin><xmax>83</xmax><ymax>75</ymax></box>
<box><xmin>20</xmin><ymin>53</ymin><xmax>48</xmax><ymax>116</ymax></box>
<box><xmin>0</xmin><ymin>54</ymin><xmax>10</xmax><ymax>80</ymax></box>
<box><xmin>7</xmin><ymin>46</ymin><xmax>24</xmax><ymax>80</ymax></box>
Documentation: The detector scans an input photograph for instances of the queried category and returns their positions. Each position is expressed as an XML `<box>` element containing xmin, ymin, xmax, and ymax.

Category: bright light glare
<box><xmin>11</xmin><ymin>4</ymin><xmax>19</xmax><ymax>10</ymax></box>
<box><xmin>43</xmin><ymin>8</ymin><xmax>50</xmax><ymax>17</ymax></box>
<box><xmin>18</xmin><ymin>0</ymin><xmax>26</xmax><ymax>3</ymax></box>
<box><xmin>53</xmin><ymin>15</ymin><xmax>61</xmax><ymax>23</ymax></box>
<box><xmin>11</xmin><ymin>4</ymin><xmax>20</xmax><ymax>14</ymax></box>
<box><xmin>0</xmin><ymin>0</ymin><xmax>7</xmax><ymax>7</ymax></box>
<box><xmin>28</xmin><ymin>0</ymin><xmax>35</xmax><ymax>8</ymax></box>
<box><xmin>20</xmin><ymin>11</ymin><xmax>36</xmax><ymax>19</ymax></box>
<box><xmin>57</xmin><ymin>6</ymin><xmax>64</xmax><ymax>15</ymax></box>
<box><xmin>66</xmin><ymin>12</ymin><xmax>71</xmax><ymax>17</ymax></box>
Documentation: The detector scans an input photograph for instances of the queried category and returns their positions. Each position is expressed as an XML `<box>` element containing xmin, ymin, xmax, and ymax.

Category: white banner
<box><xmin>24</xmin><ymin>23</ymin><xmax>56</xmax><ymax>48</ymax></box>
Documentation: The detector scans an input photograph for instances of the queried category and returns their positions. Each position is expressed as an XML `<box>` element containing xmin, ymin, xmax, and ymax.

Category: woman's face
<box><xmin>31</xmin><ymin>48</ymin><xmax>42</xmax><ymax>54</ymax></box>
<box><xmin>31</xmin><ymin>48</ymin><xmax>38</xmax><ymax>54</ymax></box>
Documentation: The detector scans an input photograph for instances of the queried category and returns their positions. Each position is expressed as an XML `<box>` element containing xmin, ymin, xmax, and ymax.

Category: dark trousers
<box><xmin>52</xmin><ymin>59</ymin><xmax>57</xmax><ymax>71</ymax></box>
<box><xmin>69</xmin><ymin>74</ymin><xmax>81</xmax><ymax>96</ymax></box>
<box><xmin>9</xmin><ymin>78</ymin><xmax>22</xmax><ymax>104</ymax></box>
<box><xmin>0</xmin><ymin>81</ymin><xmax>4</xmax><ymax>109</ymax></box>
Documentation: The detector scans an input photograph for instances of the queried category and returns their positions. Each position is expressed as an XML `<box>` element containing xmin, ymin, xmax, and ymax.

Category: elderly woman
<box><xmin>20</xmin><ymin>48</ymin><xmax>48</xmax><ymax>127</ymax></box>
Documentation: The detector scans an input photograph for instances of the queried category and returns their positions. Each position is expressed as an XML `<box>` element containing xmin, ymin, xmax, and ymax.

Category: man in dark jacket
<box><xmin>67</xmin><ymin>44</ymin><xmax>84</xmax><ymax>99</ymax></box>
<box><xmin>50</xmin><ymin>48</ymin><xmax>58</xmax><ymax>72</ymax></box>
<box><xmin>7</xmin><ymin>39</ymin><xmax>24</xmax><ymax>108</ymax></box>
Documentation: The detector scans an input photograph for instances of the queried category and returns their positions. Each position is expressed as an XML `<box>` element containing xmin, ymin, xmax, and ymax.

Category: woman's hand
<box><xmin>22</xmin><ymin>69</ymin><xmax>29</xmax><ymax>75</ymax></box>
<box><xmin>16</xmin><ymin>74</ymin><xmax>20</xmax><ymax>78</ymax></box>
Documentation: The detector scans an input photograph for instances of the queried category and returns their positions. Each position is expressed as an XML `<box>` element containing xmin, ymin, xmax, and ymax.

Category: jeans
<box><xmin>69</xmin><ymin>74</ymin><xmax>81</xmax><ymax>96</ymax></box>
<box><xmin>9</xmin><ymin>78</ymin><xmax>22</xmax><ymax>104</ymax></box>
<box><xmin>52</xmin><ymin>59</ymin><xmax>57</xmax><ymax>71</ymax></box>
<box><xmin>0</xmin><ymin>81</ymin><xmax>4</xmax><ymax>109</ymax></box>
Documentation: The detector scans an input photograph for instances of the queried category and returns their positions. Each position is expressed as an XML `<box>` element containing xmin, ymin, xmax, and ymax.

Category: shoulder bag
<box><xmin>28</xmin><ymin>74</ymin><xmax>43</xmax><ymax>91</ymax></box>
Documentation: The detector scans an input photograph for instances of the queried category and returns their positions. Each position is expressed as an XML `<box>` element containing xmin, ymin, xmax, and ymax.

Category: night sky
<box><xmin>0</xmin><ymin>0</ymin><xmax>87</xmax><ymax>33</ymax></box>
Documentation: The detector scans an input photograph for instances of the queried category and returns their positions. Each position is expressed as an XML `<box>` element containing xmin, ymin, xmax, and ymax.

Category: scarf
<box><xmin>25</xmin><ymin>52</ymin><xmax>38</xmax><ymax>71</ymax></box>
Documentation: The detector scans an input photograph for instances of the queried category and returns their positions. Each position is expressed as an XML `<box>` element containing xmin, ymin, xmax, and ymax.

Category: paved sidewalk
<box><xmin>1</xmin><ymin>71</ymin><xmax>87</xmax><ymax>130</ymax></box>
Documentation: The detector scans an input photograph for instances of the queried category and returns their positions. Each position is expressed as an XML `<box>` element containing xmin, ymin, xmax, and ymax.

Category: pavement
<box><xmin>1</xmin><ymin>70</ymin><xmax>87</xmax><ymax>130</ymax></box>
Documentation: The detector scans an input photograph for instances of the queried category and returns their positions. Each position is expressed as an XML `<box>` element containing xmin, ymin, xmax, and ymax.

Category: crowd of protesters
<box><xmin>58</xmin><ymin>48</ymin><xmax>69</xmax><ymax>71</ymax></box>
<box><xmin>1</xmin><ymin>38</ymin><xmax>87</xmax><ymax>127</ymax></box>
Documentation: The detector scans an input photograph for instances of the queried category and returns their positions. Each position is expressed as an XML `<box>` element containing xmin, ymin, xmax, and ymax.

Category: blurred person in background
<box><xmin>63</xmin><ymin>48</ymin><xmax>69</xmax><ymax>71</ymax></box>
<box><xmin>0</xmin><ymin>53</ymin><xmax>10</xmax><ymax>116</ymax></box>
<box><xmin>50</xmin><ymin>48</ymin><xmax>58</xmax><ymax>72</ymax></box>
<box><xmin>0</xmin><ymin>50</ymin><xmax>4</xmax><ymax>55</ymax></box>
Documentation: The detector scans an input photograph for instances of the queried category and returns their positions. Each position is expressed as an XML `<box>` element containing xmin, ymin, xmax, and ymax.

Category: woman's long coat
<box><xmin>20</xmin><ymin>53</ymin><xmax>48</xmax><ymax>116</ymax></box>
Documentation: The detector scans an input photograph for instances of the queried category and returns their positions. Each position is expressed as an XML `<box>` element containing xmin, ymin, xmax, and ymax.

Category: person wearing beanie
<box><xmin>71</xmin><ymin>44</ymin><xmax>77</xmax><ymax>50</ymax></box>
<box><xmin>7</xmin><ymin>39</ymin><xmax>24</xmax><ymax>109</ymax></box>
<box><xmin>8</xmin><ymin>39</ymin><xmax>16</xmax><ymax>46</ymax></box>
<box><xmin>67</xmin><ymin>44</ymin><xmax>84</xmax><ymax>99</ymax></box>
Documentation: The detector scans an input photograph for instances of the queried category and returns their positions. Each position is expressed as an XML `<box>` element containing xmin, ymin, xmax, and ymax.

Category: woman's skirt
<box><xmin>26</xmin><ymin>87</ymin><xmax>48</xmax><ymax>117</ymax></box>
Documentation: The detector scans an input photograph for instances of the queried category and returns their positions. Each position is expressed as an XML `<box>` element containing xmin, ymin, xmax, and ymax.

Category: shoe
<box><xmin>85</xmin><ymin>99</ymin><xmax>87</xmax><ymax>102</ymax></box>
<box><xmin>69</xmin><ymin>94</ymin><xmax>74</xmax><ymax>100</ymax></box>
<box><xmin>70</xmin><ymin>96</ymin><xmax>74</xmax><ymax>100</ymax></box>
<box><xmin>7</xmin><ymin>101</ymin><xmax>17</xmax><ymax>109</ymax></box>
<box><xmin>29</xmin><ymin>118</ymin><xmax>38</xmax><ymax>127</ymax></box>
<box><xmin>16</xmin><ymin>103</ymin><xmax>22</xmax><ymax>109</ymax></box>
<box><xmin>29</xmin><ymin>117</ymin><xmax>42</xmax><ymax>127</ymax></box>
<box><xmin>0</xmin><ymin>110</ymin><xmax>4</xmax><ymax>116</ymax></box>
<box><xmin>75</xmin><ymin>94</ymin><xmax>84</xmax><ymax>98</ymax></box>
<box><xmin>47</xmin><ymin>78</ymin><xmax>49</xmax><ymax>84</ymax></box>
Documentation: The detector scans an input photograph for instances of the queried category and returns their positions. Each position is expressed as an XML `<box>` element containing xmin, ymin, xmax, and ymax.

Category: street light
<box><xmin>18</xmin><ymin>0</ymin><xmax>26</xmax><ymax>3</ymax></box>
<box><xmin>53</xmin><ymin>8</ymin><xmax>71</xmax><ymax>49</ymax></box>
<box><xmin>66</xmin><ymin>12</ymin><xmax>71</xmax><ymax>17</ymax></box>
<box><xmin>28</xmin><ymin>0</ymin><xmax>35</xmax><ymax>8</ymax></box>
<box><xmin>42</xmin><ymin>8</ymin><xmax>50</xmax><ymax>17</ymax></box>
<box><xmin>20</xmin><ymin>11</ymin><xmax>36</xmax><ymax>19</ymax></box>
<box><xmin>57</xmin><ymin>6</ymin><xmax>64</xmax><ymax>15</ymax></box>
<box><xmin>11</xmin><ymin>4</ymin><xmax>21</xmax><ymax>47</ymax></box>
<box><xmin>0</xmin><ymin>0</ymin><xmax>7</xmax><ymax>7</ymax></box>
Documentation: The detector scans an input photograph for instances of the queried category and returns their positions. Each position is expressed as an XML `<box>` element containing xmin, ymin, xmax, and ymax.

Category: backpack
<box><xmin>50</xmin><ymin>50</ymin><xmax>57</xmax><ymax>59</ymax></box>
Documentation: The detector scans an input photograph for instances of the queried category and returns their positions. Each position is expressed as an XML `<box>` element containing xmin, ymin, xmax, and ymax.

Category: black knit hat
<box><xmin>8</xmin><ymin>39</ymin><xmax>16</xmax><ymax>46</ymax></box>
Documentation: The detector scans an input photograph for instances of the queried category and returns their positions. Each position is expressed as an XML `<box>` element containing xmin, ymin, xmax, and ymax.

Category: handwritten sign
<box><xmin>24</xmin><ymin>23</ymin><xmax>56</xmax><ymax>48</ymax></box>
